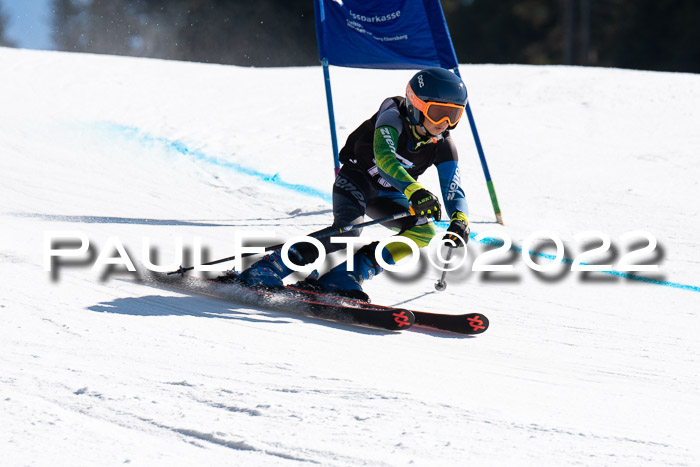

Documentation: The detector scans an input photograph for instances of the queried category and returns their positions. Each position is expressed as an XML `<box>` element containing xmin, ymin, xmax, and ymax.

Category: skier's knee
<box><xmin>380</xmin><ymin>223</ymin><xmax>436</xmax><ymax>263</ymax></box>
<box><xmin>401</xmin><ymin>223</ymin><xmax>437</xmax><ymax>248</ymax></box>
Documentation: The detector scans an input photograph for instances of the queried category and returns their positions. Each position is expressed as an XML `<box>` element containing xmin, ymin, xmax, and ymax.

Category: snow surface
<box><xmin>1</xmin><ymin>46</ymin><xmax>700</xmax><ymax>466</ymax></box>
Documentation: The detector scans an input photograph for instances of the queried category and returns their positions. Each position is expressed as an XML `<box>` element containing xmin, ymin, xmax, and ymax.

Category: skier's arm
<box><xmin>437</xmin><ymin>159</ymin><xmax>470</xmax><ymax>245</ymax></box>
<box><xmin>374</xmin><ymin>125</ymin><xmax>441</xmax><ymax>219</ymax></box>
<box><xmin>436</xmin><ymin>160</ymin><xmax>469</xmax><ymax>220</ymax></box>
<box><xmin>373</xmin><ymin>125</ymin><xmax>419</xmax><ymax>196</ymax></box>
<box><xmin>372</xmin><ymin>98</ymin><xmax>425</xmax><ymax>198</ymax></box>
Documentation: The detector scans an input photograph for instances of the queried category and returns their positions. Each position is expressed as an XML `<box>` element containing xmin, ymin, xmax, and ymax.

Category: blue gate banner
<box><xmin>314</xmin><ymin>0</ymin><xmax>458</xmax><ymax>70</ymax></box>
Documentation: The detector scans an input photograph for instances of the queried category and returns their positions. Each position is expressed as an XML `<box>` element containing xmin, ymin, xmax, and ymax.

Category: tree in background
<box><xmin>48</xmin><ymin>0</ymin><xmax>700</xmax><ymax>73</ymax></box>
<box><xmin>0</xmin><ymin>1</ymin><xmax>17</xmax><ymax>47</ymax></box>
<box><xmin>52</xmin><ymin>0</ymin><xmax>317</xmax><ymax>66</ymax></box>
<box><xmin>592</xmin><ymin>0</ymin><xmax>700</xmax><ymax>73</ymax></box>
<box><xmin>443</xmin><ymin>0</ymin><xmax>700</xmax><ymax>73</ymax></box>
<box><xmin>443</xmin><ymin>0</ymin><xmax>566</xmax><ymax>65</ymax></box>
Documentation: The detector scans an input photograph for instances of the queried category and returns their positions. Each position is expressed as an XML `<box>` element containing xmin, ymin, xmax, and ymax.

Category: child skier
<box><xmin>236</xmin><ymin>67</ymin><xmax>471</xmax><ymax>300</ymax></box>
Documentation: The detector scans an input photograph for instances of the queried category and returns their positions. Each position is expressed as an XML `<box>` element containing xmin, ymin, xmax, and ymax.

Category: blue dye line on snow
<box><xmin>96</xmin><ymin>121</ymin><xmax>332</xmax><ymax>203</ymax></box>
<box><xmin>98</xmin><ymin>121</ymin><xmax>699</xmax><ymax>294</ymax></box>
<box><xmin>502</xmin><ymin>240</ymin><xmax>700</xmax><ymax>293</ymax></box>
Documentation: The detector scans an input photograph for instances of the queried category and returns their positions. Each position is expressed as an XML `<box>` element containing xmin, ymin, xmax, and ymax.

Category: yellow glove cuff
<box><xmin>404</xmin><ymin>182</ymin><xmax>424</xmax><ymax>200</ymax></box>
<box><xmin>451</xmin><ymin>211</ymin><xmax>469</xmax><ymax>225</ymax></box>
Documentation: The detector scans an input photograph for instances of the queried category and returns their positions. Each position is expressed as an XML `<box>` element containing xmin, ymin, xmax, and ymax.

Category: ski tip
<box><xmin>465</xmin><ymin>313</ymin><xmax>489</xmax><ymax>334</ymax></box>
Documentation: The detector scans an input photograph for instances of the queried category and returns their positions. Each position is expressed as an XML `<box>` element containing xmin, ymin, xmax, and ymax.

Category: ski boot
<box><xmin>236</xmin><ymin>246</ymin><xmax>304</xmax><ymax>289</ymax></box>
<box><xmin>311</xmin><ymin>242</ymin><xmax>391</xmax><ymax>302</ymax></box>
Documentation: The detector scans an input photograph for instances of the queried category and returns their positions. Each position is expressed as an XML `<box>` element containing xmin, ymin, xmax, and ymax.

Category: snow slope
<box><xmin>1</xmin><ymin>46</ymin><xmax>700</xmax><ymax>466</ymax></box>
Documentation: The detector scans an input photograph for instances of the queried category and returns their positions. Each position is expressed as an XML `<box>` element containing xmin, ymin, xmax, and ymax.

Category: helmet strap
<box><xmin>415</xmin><ymin>123</ymin><xmax>430</xmax><ymax>137</ymax></box>
<box><xmin>410</xmin><ymin>124</ymin><xmax>425</xmax><ymax>139</ymax></box>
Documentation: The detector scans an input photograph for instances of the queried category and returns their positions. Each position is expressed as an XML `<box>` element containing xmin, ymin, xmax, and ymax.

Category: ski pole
<box><xmin>167</xmin><ymin>210</ymin><xmax>414</xmax><ymax>276</ymax></box>
<box><xmin>434</xmin><ymin>246</ymin><xmax>454</xmax><ymax>291</ymax></box>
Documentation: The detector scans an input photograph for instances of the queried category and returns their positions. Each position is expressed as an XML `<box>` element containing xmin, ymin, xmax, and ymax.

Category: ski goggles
<box><xmin>407</xmin><ymin>83</ymin><xmax>465</xmax><ymax>127</ymax></box>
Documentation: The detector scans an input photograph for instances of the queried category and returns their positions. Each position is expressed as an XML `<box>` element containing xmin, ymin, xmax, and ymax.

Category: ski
<box><xmin>142</xmin><ymin>272</ymin><xmax>414</xmax><ymax>332</ymax></box>
<box><xmin>223</xmin><ymin>279</ymin><xmax>415</xmax><ymax>331</ymax></box>
<box><xmin>411</xmin><ymin>310</ymin><xmax>488</xmax><ymax>335</ymax></box>
<box><xmin>140</xmin><ymin>272</ymin><xmax>486</xmax><ymax>334</ymax></box>
<box><xmin>285</xmin><ymin>285</ymin><xmax>489</xmax><ymax>335</ymax></box>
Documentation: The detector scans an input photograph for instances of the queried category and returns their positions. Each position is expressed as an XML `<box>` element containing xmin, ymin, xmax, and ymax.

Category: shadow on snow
<box><xmin>87</xmin><ymin>288</ymin><xmax>398</xmax><ymax>336</ymax></box>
